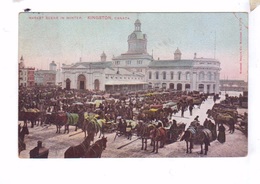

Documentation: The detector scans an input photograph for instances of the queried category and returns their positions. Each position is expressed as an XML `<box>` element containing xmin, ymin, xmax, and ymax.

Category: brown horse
<box><xmin>150</xmin><ymin>126</ymin><xmax>167</xmax><ymax>153</ymax></box>
<box><xmin>18</xmin><ymin>124</ymin><xmax>29</xmax><ymax>155</ymax></box>
<box><xmin>85</xmin><ymin>136</ymin><xmax>107</xmax><ymax>158</ymax></box>
<box><xmin>138</xmin><ymin>122</ymin><xmax>155</xmax><ymax>151</ymax></box>
<box><xmin>49</xmin><ymin>112</ymin><xmax>69</xmax><ymax>133</ymax></box>
<box><xmin>64</xmin><ymin>132</ymin><xmax>95</xmax><ymax>158</ymax></box>
<box><xmin>180</xmin><ymin>125</ymin><xmax>212</xmax><ymax>155</ymax></box>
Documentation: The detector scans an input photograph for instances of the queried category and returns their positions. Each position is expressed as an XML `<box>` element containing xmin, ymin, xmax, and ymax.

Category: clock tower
<box><xmin>127</xmin><ymin>19</ymin><xmax>147</xmax><ymax>54</ymax></box>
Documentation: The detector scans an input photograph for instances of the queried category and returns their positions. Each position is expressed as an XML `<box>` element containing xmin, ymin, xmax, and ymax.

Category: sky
<box><xmin>19</xmin><ymin>12</ymin><xmax>248</xmax><ymax>81</ymax></box>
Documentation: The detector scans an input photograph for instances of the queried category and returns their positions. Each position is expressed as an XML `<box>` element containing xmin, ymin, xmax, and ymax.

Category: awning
<box><xmin>105</xmin><ymin>81</ymin><xmax>148</xmax><ymax>85</ymax></box>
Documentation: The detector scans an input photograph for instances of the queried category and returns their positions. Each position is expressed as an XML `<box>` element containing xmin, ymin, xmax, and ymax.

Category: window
<box><xmin>115</xmin><ymin>61</ymin><xmax>120</xmax><ymax>65</ymax></box>
<box><xmin>155</xmin><ymin>71</ymin><xmax>159</xmax><ymax>79</ymax></box>
<box><xmin>170</xmin><ymin>72</ymin><xmax>174</xmax><ymax>80</ymax></box>
<box><xmin>137</xmin><ymin>60</ymin><xmax>143</xmax><ymax>64</ymax></box>
<box><xmin>162</xmin><ymin>71</ymin><xmax>166</xmax><ymax>80</ymax></box>
<box><xmin>149</xmin><ymin>71</ymin><xmax>152</xmax><ymax>79</ymax></box>
<box><xmin>178</xmin><ymin>72</ymin><xmax>181</xmax><ymax>80</ymax></box>
<box><xmin>126</xmin><ymin>60</ymin><xmax>131</xmax><ymax>65</ymax></box>
<box><xmin>199</xmin><ymin>72</ymin><xmax>204</xmax><ymax>80</ymax></box>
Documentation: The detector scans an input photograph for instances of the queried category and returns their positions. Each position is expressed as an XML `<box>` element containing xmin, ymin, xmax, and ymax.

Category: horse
<box><xmin>85</xmin><ymin>136</ymin><xmax>108</xmax><ymax>158</ymax></box>
<box><xmin>64</xmin><ymin>132</ymin><xmax>95</xmax><ymax>158</ymax></box>
<box><xmin>50</xmin><ymin>112</ymin><xmax>69</xmax><ymax>134</ymax></box>
<box><xmin>213</xmin><ymin>112</ymin><xmax>235</xmax><ymax>131</ymax></box>
<box><xmin>81</xmin><ymin>115</ymin><xmax>103</xmax><ymax>138</ymax></box>
<box><xmin>19</xmin><ymin>110</ymin><xmax>43</xmax><ymax>128</ymax></box>
<box><xmin>18</xmin><ymin>124</ymin><xmax>29</xmax><ymax>155</ymax></box>
<box><xmin>166</xmin><ymin>121</ymin><xmax>186</xmax><ymax>143</ymax></box>
<box><xmin>150</xmin><ymin>126</ymin><xmax>167</xmax><ymax>153</ymax></box>
<box><xmin>203</xmin><ymin>118</ymin><xmax>217</xmax><ymax>140</ymax></box>
<box><xmin>180</xmin><ymin>124</ymin><xmax>212</xmax><ymax>155</ymax></box>
<box><xmin>138</xmin><ymin>122</ymin><xmax>155</xmax><ymax>151</ymax></box>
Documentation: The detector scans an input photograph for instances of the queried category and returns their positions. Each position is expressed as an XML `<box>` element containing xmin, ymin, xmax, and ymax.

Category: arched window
<box><xmin>178</xmin><ymin>72</ymin><xmax>181</xmax><ymax>80</ymax></box>
<box><xmin>155</xmin><ymin>71</ymin><xmax>159</xmax><ymax>79</ymax></box>
<box><xmin>94</xmin><ymin>79</ymin><xmax>100</xmax><ymax>91</ymax></box>
<box><xmin>170</xmin><ymin>72</ymin><xmax>174</xmax><ymax>80</ymax></box>
<box><xmin>149</xmin><ymin>71</ymin><xmax>152</xmax><ymax>79</ymax></box>
<box><xmin>162</xmin><ymin>71</ymin><xmax>166</xmax><ymax>80</ymax></box>
<box><xmin>199</xmin><ymin>72</ymin><xmax>204</xmax><ymax>80</ymax></box>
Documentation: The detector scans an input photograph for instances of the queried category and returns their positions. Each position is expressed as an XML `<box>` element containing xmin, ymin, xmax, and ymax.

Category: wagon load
<box><xmin>26</xmin><ymin>108</ymin><xmax>41</xmax><ymax>113</ymax></box>
<box><xmin>194</xmin><ymin>128</ymin><xmax>213</xmax><ymax>145</ymax></box>
<box><xmin>66</xmin><ymin>113</ymin><xmax>79</xmax><ymax>126</ymax></box>
<box><xmin>150</xmin><ymin>104</ymin><xmax>163</xmax><ymax>109</ymax></box>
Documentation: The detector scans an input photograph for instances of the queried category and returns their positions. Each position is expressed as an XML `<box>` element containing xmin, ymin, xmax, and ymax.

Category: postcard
<box><xmin>18</xmin><ymin>12</ymin><xmax>248</xmax><ymax>158</ymax></box>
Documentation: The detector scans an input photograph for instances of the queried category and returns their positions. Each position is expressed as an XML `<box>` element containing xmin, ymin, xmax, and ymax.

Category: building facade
<box><xmin>61</xmin><ymin>56</ymin><xmax>146</xmax><ymax>91</ymax></box>
<box><xmin>19</xmin><ymin>56</ymin><xmax>35</xmax><ymax>87</ymax></box>
<box><xmin>147</xmin><ymin>51</ymin><xmax>221</xmax><ymax>93</ymax></box>
<box><xmin>35</xmin><ymin>61</ymin><xmax>57</xmax><ymax>86</ymax></box>
<box><xmin>61</xmin><ymin>19</ymin><xmax>221</xmax><ymax>93</ymax></box>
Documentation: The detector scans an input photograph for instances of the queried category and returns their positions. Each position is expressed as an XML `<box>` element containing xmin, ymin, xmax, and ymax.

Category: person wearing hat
<box><xmin>29</xmin><ymin>141</ymin><xmax>49</xmax><ymax>158</ymax></box>
<box><xmin>217</xmin><ymin>123</ymin><xmax>226</xmax><ymax>143</ymax></box>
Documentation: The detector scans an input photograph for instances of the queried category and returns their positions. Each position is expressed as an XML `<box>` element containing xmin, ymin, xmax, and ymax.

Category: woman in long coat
<box><xmin>217</xmin><ymin>123</ymin><xmax>226</xmax><ymax>143</ymax></box>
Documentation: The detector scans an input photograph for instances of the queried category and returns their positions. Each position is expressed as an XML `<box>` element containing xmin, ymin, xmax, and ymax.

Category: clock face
<box><xmin>131</xmin><ymin>33</ymin><xmax>136</xmax><ymax>39</ymax></box>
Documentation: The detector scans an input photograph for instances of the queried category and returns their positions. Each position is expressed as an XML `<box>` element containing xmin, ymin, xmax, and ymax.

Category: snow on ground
<box><xmin>19</xmin><ymin>91</ymin><xmax>248</xmax><ymax>158</ymax></box>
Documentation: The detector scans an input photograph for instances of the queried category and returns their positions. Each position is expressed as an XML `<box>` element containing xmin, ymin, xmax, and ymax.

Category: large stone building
<box><xmin>61</xmin><ymin>55</ymin><xmax>146</xmax><ymax>91</ymax></box>
<box><xmin>61</xmin><ymin>19</ymin><xmax>221</xmax><ymax>93</ymax></box>
<box><xmin>147</xmin><ymin>50</ymin><xmax>221</xmax><ymax>93</ymax></box>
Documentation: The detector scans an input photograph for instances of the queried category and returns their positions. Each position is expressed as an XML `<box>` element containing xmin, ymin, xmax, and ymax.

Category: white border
<box><xmin>0</xmin><ymin>1</ymin><xmax>259</xmax><ymax>184</ymax></box>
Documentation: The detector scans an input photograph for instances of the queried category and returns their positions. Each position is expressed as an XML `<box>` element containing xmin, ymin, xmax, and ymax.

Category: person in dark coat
<box><xmin>181</xmin><ymin>104</ymin><xmax>185</xmax><ymax>117</ymax></box>
<box><xmin>189</xmin><ymin>104</ymin><xmax>194</xmax><ymax>116</ymax></box>
<box><xmin>217</xmin><ymin>123</ymin><xmax>226</xmax><ymax>143</ymax></box>
<box><xmin>229</xmin><ymin>119</ymin><xmax>235</xmax><ymax>134</ymax></box>
<box><xmin>29</xmin><ymin>141</ymin><xmax>49</xmax><ymax>158</ymax></box>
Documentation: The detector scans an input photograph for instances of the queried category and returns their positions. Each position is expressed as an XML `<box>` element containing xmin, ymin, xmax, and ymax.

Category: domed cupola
<box><xmin>134</xmin><ymin>19</ymin><xmax>141</xmax><ymax>31</ymax></box>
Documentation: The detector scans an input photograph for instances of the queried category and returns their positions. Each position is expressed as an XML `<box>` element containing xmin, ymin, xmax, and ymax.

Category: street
<box><xmin>19</xmin><ymin>91</ymin><xmax>247</xmax><ymax>158</ymax></box>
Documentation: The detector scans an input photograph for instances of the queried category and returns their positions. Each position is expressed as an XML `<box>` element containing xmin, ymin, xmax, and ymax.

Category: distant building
<box><xmin>18</xmin><ymin>56</ymin><xmax>35</xmax><ymax>87</ymax></box>
<box><xmin>34</xmin><ymin>61</ymin><xmax>57</xmax><ymax>86</ymax></box>
<box><xmin>34</xmin><ymin>70</ymin><xmax>56</xmax><ymax>86</ymax></box>
<box><xmin>219</xmin><ymin>79</ymin><xmax>248</xmax><ymax>92</ymax></box>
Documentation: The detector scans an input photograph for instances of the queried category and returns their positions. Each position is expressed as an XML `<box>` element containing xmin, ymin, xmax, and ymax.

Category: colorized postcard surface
<box><xmin>18</xmin><ymin>12</ymin><xmax>248</xmax><ymax>158</ymax></box>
